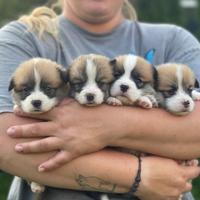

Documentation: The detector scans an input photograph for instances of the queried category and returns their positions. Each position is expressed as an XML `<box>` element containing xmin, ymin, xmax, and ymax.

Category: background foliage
<box><xmin>0</xmin><ymin>0</ymin><xmax>200</xmax><ymax>199</ymax></box>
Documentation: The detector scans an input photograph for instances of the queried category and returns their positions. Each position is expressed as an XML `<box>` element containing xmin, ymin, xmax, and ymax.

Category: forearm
<box><xmin>104</xmin><ymin>102</ymin><xmax>200</xmax><ymax>159</ymax></box>
<box><xmin>0</xmin><ymin>113</ymin><xmax>135</xmax><ymax>193</ymax></box>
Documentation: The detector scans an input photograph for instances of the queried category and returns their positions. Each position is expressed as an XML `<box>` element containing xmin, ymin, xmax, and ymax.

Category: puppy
<box><xmin>156</xmin><ymin>63</ymin><xmax>200</xmax><ymax>200</ymax></box>
<box><xmin>107</xmin><ymin>54</ymin><xmax>158</xmax><ymax>108</ymax></box>
<box><xmin>156</xmin><ymin>63</ymin><xmax>200</xmax><ymax>115</ymax></box>
<box><xmin>68</xmin><ymin>54</ymin><xmax>114</xmax><ymax>106</ymax></box>
<box><xmin>9</xmin><ymin>58</ymin><xmax>69</xmax><ymax>114</ymax></box>
<box><xmin>8</xmin><ymin>58</ymin><xmax>69</xmax><ymax>194</ymax></box>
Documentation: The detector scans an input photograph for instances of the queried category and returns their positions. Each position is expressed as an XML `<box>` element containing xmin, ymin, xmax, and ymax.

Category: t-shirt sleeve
<box><xmin>0</xmin><ymin>21</ymin><xmax>40</xmax><ymax>113</ymax></box>
<box><xmin>165</xmin><ymin>25</ymin><xmax>200</xmax><ymax>81</ymax></box>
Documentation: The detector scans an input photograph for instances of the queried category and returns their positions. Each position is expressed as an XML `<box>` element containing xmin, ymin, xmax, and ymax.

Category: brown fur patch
<box><xmin>69</xmin><ymin>54</ymin><xmax>113</xmax><ymax>83</ymax></box>
<box><xmin>12</xmin><ymin>58</ymin><xmax>64</xmax><ymax>90</ymax></box>
<box><xmin>157</xmin><ymin>63</ymin><xmax>196</xmax><ymax>91</ymax></box>
<box><xmin>135</xmin><ymin>57</ymin><xmax>154</xmax><ymax>83</ymax></box>
<box><xmin>114</xmin><ymin>55</ymin><xmax>154</xmax><ymax>83</ymax></box>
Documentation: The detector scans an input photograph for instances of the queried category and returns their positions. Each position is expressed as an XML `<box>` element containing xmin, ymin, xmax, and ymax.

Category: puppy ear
<box><xmin>152</xmin><ymin>65</ymin><xmax>158</xmax><ymax>90</ymax></box>
<box><xmin>109</xmin><ymin>59</ymin><xmax>117</xmax><ymax>66</ymax></box>
<box><xmin>195</xmin><ymin>79</ymin><xmax>199</xmax><ymax>88</ymax></box>
<box><xmin>57</xmin><ymin>67</ymin><xmax>69</xmax><ymax>83</ymax></box>
<box><xmin>8</xmin><ymin>78</ymin><xmax>15</xmax><ymax>91</ymax></box>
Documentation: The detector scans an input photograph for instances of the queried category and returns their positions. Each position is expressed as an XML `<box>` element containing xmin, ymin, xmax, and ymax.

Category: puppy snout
<box><xmin>120</xmin><ymin>84</ymin><xmax>129</xmax><ymax>93</ymax></box>
<box><xmin>183</xmin><ymin>100</ymin><xmax>190</xmax><ymax>108</ymax></box>
<box><xmin>31</xmin><ymin>100</ymin><xmax>42</xmax><ymax>108</ymax></box>
<box><xmin>86</xmin><ymin>93</ymin><xmax>95</xmax><ymax>102</ymax></box>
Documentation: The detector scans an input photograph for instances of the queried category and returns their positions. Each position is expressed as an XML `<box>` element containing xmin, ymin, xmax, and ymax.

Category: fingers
<box><xmin>183</xmin><ymin>165</ymin><xmax>200</xmax><ymax>180</ymax></box>
<box><xmin>7</xmin><ymin>122</ymin><xmax>58</xmax><ymax>138</ymax></box>
<box><xmin>58</xmin><ymin>98</ymin><xmax>75</xmax><ymax>106</ymax></box>
<box><xmin>38</xmin><ymin>150</ymin><xmax>73</xmax><ymax>172</ymax></box>
<box><xmin>14</xmin><ymin>137</ymin><xmax>63</xmax><ymax>153</ymax></box>
<box><xmin>184</xmin><ymin>182</ymin><xmax>192</xmax><ymax>193</ymax></box>
<box><xmin>14</xmin><ymin>105</ymin><xmax>56</xmax><ymax>121</ymax></box>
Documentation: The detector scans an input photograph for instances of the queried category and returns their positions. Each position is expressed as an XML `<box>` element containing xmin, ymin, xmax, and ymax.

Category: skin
<box><xmin>63</xmin><ymin>0</ymin><xmax>125</xmax><ymax>33</ymax></box>
<box><xmin>1</xmin><ymin>1</ymin><xmax>200</xmax><ymax>200</ymax></box>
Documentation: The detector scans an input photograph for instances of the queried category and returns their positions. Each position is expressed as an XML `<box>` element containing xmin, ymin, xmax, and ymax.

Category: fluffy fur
<box><xmin>9</xmin><ymin>58</ymin><xmax>69</xmax><ymax>114</ymax></box>
<box><xmin>107</xmin><ymin>54</ymin><xmax>158</xmax><ymax>108</ymax></box>
<box><xmin>68</xmin><ymin>54</ymin><xmax>114</xmax><ymax>106</ymax></box>
<box><xmin>156</xmin><ymin>63</ymin><xmax>200</xmax><ymax>115</ymax></box>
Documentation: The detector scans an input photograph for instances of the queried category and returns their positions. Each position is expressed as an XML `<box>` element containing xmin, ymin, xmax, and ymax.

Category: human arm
<box><xmin>0</xmin><ymin>113</ymin><xmax>199</xmax><ymax>200</ymax></box>
<box><xmin>9</xmin><ymin>99</ymin><xmax>200</xmax><ymax>171</ymax></box>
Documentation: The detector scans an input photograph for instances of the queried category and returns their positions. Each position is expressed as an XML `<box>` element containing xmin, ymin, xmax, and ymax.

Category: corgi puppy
<box><xmin>107</xmin><ymin>54</ymin><xmax>158</xmax><ymax>108</ymax></box>
<box><xmin>8</xmin><ymin>58</ymin><xmax>69</xmax><ymax>194</ymax></box>
<box><xmin>9</xmin><ymin>58</ymin><xmax>69</xmax><ymax>114</ymax></box>
<box><xmin>68</xmin><ymin>54</ymin><xmax>114</xmax><ymax>106</ymax></box>
<box><xmin>156</xmin><ymin>63</ymin><xmax>199</xmax><ymax>200</ymax></box>
<box><xmin>156</xmin><ymin>63</ymin><xmax>200</xmax><ymax>115</ymax></box>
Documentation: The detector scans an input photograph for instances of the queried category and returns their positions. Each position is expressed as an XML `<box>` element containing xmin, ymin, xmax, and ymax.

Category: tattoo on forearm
<box><xmin>75</xmin><ymin>174</ymin><xmax>117</xmax><ymax>193</ymax></box>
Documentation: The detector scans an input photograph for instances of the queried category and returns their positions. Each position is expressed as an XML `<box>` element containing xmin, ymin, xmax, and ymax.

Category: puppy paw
<box><xmin>185</xmin><ymin>159</ymin><xmax>199</xmax><ymax>166</ymax></box>
<box><xmin>192</xmin><ymin>90</ymin><xmax>200</xmax><ymax>101</ymax></box>
<box><xmin>106</xmin><ymin>97</ymin><xmax>122</xmax><ymax>106</ymax></box>
<box><xmin>178</xmin><ymin>194</ymin><xmax>183</xmax><ymax>200</ymax></box>
<box><xmin>137</xmin><ymin>96</ymin><xmax>153</xmax><ymax>109</ymax></box>
<box><xmin>146</xmin><ymin>95</ymin><xmax>158</xmax><ymax>107</ymax></box>
<box><xmin>31</xmin><ymin>182</ymin><xmax>45</xmax><ymax>193</ymax></box>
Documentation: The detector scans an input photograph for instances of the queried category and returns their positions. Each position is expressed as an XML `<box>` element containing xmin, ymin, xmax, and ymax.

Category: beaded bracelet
<box><xmin>125</xmin><ymin>155</ymin><xmax>142</xmax><ymax>198</ymax></box>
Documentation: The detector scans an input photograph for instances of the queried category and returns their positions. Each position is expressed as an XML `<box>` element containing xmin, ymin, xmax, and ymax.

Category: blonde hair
<box><xmin>19</xmin><ymin>6</ymin><xmax>58</xmax><ymax>38</ymax></box>
<box><xmin>18</xmin><ymin>0</ymin><xmax>137</xmax><ymax>38</ymax></box>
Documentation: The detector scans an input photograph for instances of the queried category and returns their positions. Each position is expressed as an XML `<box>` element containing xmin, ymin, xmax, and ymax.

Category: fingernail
<box><xmin>38</xmin><ymin>166</ymin><xmax>45</xmax><ymax>172</ymax></box>
<box><xmin>15</xmin><ymin>145</ymin><xmax>23</xmax><ymax>152</ymax></box>
<box><xmin>7</xmin><ymin>127</ymin><xmax>16</xmax><ymax>136</ymax></box>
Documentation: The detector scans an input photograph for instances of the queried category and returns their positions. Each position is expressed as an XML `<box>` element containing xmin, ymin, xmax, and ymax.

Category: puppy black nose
<box><xmin>120</xmin><ymin>84</ymin><xmax>129</xmax><ymax>93</ymax></box>
<box><xmin>86</xmin><ymin>94</ymin><xmax>95</xmax><ymax>102</ymax></box>
<box><xmin>32</xmin><ymin>100</ymin><xmax>42</xmax><ymax>108</ymax></box>
<box><xmin>183</xmin><ymin>100</ymin><xmax>190</xmax><ymax>108</ymax></box>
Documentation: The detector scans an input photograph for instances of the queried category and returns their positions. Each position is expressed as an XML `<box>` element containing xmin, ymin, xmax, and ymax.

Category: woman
<box><xmin>0</xmin><ymin>0</ymin><xmax>200</xmax><ymax>200</ymax></box>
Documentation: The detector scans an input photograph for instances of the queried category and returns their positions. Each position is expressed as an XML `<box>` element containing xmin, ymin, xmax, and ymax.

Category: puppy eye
<box><xmin>71</xmin><ymin>81</ymin><xmax>85</xmax><ymax>92</ymax></box>
<box><xmin>97</xmin><ymin>81</ymin><xmax>107</xmax><ymax>88</ymax></box>
<box><xmin>169</xmin><ymin>87</ymin><xmax>177</xmax><ymax>95</ymax></box>
<box><xmin>187</xmin><ymin>86</ymin><xmax>193</xmax><ymax>94</ymax></box>
<box><xmin>134</xmin><ymin>77</ymin><xmax>144</xmax><ymax>88</ymax></box>
<box><xmin>73</xmin><ymin>82</ymin><xmax>84</xmax><ymax>87</ymax></box>
<box><xmin>20</xmin><ymin>86</ymin><xmax>31</xmax><ymax>93</ymax></box>
<box><xmin>162</xmin><ymin>87</ymin><xmax>177</xmax><ymax>97</ymax></box>
<box><xmin>44</xmin><ymin>86</ymin><xmax>56</xmax><ymax>94</ymax></box>
<box><xmin>113</xmin><ymin>71</ymin><xmax>122</xmax><ymax>79</ymax></box>
<box><xmin>22</xmin><ymin>87</ymin><xmax>30</xmax><ymax>92</ymax></box>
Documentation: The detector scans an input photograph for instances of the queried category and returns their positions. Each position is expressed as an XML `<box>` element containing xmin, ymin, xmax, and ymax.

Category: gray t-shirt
<box><xmin>0</xmin><ymin>15</ymin><xmax>200</xmax><ymax>200</ymax></box>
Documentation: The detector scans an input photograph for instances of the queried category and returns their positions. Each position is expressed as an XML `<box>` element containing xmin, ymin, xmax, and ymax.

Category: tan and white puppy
<box><xmin>8</xmin><ymin>58</ymin><xmax>69</xmax><ymax>194</ymax></box>
<box><xmin>156</xmin><ymin>63</ymin><xmax>199</xmax><ymax>200</ymax></box>
<box><xmin>9</xmin><ymin>58</ymin><xmax>69</xmax><ymax>114</ymax></box>
<box><xmin>68</xmin><ymin>54</ymin><xmax>114</xmax><ymax>106</ymax></box>
<box><xmin>108</xmin><ymin>54</ymin><xmax>158</xmax><ymax>108</ymax></box>
<box><xmin>156</xmin><ymin>63</ymin><xmax>200</xmax><ymax>115</ymax></box>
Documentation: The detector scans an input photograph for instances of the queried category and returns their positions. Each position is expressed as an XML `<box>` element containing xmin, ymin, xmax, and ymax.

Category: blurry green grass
<box><xmin>0</xmin><ymin>171</ymin><xmax>199</xmax><ymax>200</ymax></box>
<box><xmin>0</xmin><ymin>172</ymin><xmax>13</xmax><ymax>200</ymax></box>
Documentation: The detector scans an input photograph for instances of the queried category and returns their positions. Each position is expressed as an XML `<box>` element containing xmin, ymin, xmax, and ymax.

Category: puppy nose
<box><xmin>86</xmin><ymin>93</ymin><xmax>95</xmax><ymax>102</ymax></box>
<box><xmin>183</xmin><ymin>100</ymin><xmax>190</xmax><ymax>108</ymax></box>
<box><xmin>31</xmin><ymin>100</ymin><xmax>42</xmax><ymax>108</ymax></box>
<box><xmin>120</xmin><ymin>84</ymin><xmax>129</xmax><ymax>93</ymax></box>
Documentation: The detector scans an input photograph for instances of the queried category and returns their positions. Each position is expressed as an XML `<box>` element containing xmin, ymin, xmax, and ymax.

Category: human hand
<box><xmin>135</xmin><ymin>156</ymin><xmax>200</xmax><ymax>200</ymax></box>
<box><xmin>7</xmin><ymin>99</ymin><xmax>116</xmax><ymax>172</ymax></box>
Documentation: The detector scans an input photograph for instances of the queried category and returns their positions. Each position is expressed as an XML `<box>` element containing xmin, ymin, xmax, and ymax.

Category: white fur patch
<box><xmin>21</xmin><ymin>68</ymin><xmax>57</xmax><ymax>113</ymax></box>
<box><xmin>166</xmin><ymin>65</ymin><xmax>194</xmax><ymax>114</ymax></box>
<box><xmin>75</xmin><ymin>58</ymin><xmax>104</xmax><ymax>105</ymax></box>
<box><xmin>110</xmin><ymin>55</ymin><xmax>141</xmax><ymax>102</ymax></box>
<box><xmin>192</xmin><ymin>90</ymin><xmax>200</xmax><ymax>100</ymax></box>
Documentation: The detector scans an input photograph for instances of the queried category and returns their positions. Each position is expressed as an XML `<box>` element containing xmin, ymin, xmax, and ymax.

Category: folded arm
<box><xmin>8</xmin><ymin>100</ymin><xmax>200</xmax><ymax>165</ymax></box>
<box><xmin>1</xmin><ymin>111</ymin><xmax>199</xmax><ymax>200</ymax></box>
